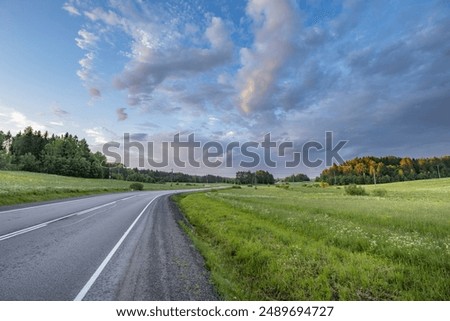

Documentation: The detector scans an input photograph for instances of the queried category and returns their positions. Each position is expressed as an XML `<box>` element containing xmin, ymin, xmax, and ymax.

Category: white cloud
<box><xmin>84</xmin><ymin>7</ymin><xmax>123</xmax><ymax>26</ymax></box>
<box><xmin>77</xmin><ymin>52</ymin><xmax>95</xmax><ymax>82</ymax></box>
<box><xmin>75</xmin><ymin>29</ymin><xmax>99</xmax><ymax>50</ymax></box>
<box><xmin>85</xmin><ymin>127</ymin><xmax>108</xmax><ymax>145</ymax></box>
<box><xmin>0</xmin><ymin>106</ymin><xmax>46</xmax><ymax>133</ymax></box>
<box><xmin>62</xmin><ymin>2</ymin><xmax>80</xmax><ymax>16</ymax></box>
<box><xmin>113</xmin><ymin>15</ymin><xmax>233</xmax><ymax>106</ymax></box>
<box><xmin>205</xmin><ymin>17</ymin><xmax>232</xmax><ymax>49</ymax></box>
<box><xmin>236</xmin><ymin>0</ymin><xmax>300</xmax><ymax>113</ymax></box>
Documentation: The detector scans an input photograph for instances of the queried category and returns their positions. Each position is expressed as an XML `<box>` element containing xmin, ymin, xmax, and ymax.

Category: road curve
<box><xmin>0</xmin><ymin>191</ymin><xmax>217</xmax><ymax>301</ymax></box>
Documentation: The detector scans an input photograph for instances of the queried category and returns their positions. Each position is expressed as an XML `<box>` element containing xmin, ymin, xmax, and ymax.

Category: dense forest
<box><xmin>0</xmin><ymin>127</ymin><xmax>232</xmax><ymax>184</ymax></box>
<box><xmin>319</xmin><ymin>155</ymin><xmax>450</xmax><ymax>185</ymax></box>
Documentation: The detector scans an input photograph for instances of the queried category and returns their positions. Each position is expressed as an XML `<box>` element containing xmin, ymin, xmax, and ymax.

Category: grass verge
<box><xmin>173</xmin><ymin>179</ymin><xmax>450</xmax><ymax>300</ymax></box>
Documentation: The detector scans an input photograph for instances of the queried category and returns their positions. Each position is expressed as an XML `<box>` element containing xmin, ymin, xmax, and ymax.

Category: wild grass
<box><xmin>173</xmin><ymin>178</ymin><xmax>450</xmax><ymax>300</ymax></box>
<box><xmin>0</xmin><ymin>171</ymin><xmax>210</xmax><ymax>206</ymax></box>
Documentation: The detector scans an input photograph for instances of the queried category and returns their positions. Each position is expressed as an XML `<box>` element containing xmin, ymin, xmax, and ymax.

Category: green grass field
<box><xmin>0</xmin><ymin>171</ymin><xmax>212</xmax><ymax>206</ymax></box>
<box><xmin>173</xmin><ymin>179</ymin><xmax>450</xmax><ymax>300</ymax></box>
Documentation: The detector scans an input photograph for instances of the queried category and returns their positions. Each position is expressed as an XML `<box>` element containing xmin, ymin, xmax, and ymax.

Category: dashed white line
<box><xmin>0</xmin><ymin>195</ymin><xmax>137</xmax><ymax>242</ymax></box>
<box><xmin>0</xmin><ymin>213</ymin><xmax>76</xmax><ymax>242</ymax></box>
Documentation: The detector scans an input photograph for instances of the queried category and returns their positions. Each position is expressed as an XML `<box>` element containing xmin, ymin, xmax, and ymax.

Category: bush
<box><xmin>276</xmin><ymin>184</ymin><xmax>289</xmax><ymax>189</ymax></box>
<box><xmin>232</xmin><ymin>185</ymin><xmax>242</xmax><ymax>189</ymax></box>
<box><xmin>130</xmin><ymin>182</ymin><xmax>144</xmax><ymax>191</ymax></box>
<box><xmin>344</xmin><ymin>184</ymin><xmax>367</xmax><ymax>196</ymax></box>
<box><xmin>372</xmin><ymin>188</ymin><xmax>387</xmax><ymax>197</ymax></box>
<box><xmin>320</xmin><ymin>181</ymin><xmax>329</xmax><ymax>188</ymax></box>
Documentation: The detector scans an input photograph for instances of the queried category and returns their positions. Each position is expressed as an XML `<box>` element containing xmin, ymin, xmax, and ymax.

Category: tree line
<box><xmin>282</xmin><ymin>173</ymin><xmax>310</xmax><ymax>182</ymax></box>
<box><xmin>0</xmin><ymin>127</ymin><xmax>107</xmax><ymax>178</ymax></box>
<box><xmin>0</xmin><ymin>127</ymin><xmax>234</xmax><ymax>183</ymax></box>
<box><xmin>319</xmin><ymin>155</ymin><xmax>450</xmax><ymax>185</ymax></box>
<box><xmin>235</xmin><ymin>170</ymin><xmax>275</xmax><ymax>185</ymax></box>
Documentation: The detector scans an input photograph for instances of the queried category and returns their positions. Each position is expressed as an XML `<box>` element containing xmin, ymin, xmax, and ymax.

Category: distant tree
<box><xmin>284</xmin><ymin>173</ymin><xmax>310</xmax><ymax>182</ymax></box>
<box><xmin>10</xmin><ymin>127</ymin><xmax>48</xmax><ymax>160</ymax></box>
<box><xmin>255</xmin><ymin>170</ymin><xmax>275</xmax><ymax>184</ymax></box>
<box><xmin>236</xmin><ymin>171</ymin><xmax>253</xmax><ymax>184</ymax></box>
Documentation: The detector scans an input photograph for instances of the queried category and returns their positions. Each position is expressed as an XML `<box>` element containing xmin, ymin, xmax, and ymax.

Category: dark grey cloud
<box><xmin>89</xmin><ymin>87</ymin><xmax>101</xmax><ymax>98</ymax></box>
<box><xmin>116</xmin><ymin>107</ymin><xmax>128</xmax><ymax>121</ymax></box>
<box><xmin>52</xmin><ymin>106</ymin><xmax>70</xmax><ymax>117</ymax></box>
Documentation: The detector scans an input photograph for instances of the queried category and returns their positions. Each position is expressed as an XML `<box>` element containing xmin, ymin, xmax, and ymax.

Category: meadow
<box><xmin>0</xmin><ymin>171</ymin><xmax>208</xmax><ymax>206</ymax></box>
<box><xmin>173</xmin><ymin>179</ymin><xmax>450</xmax><ymax>300</ymax></box>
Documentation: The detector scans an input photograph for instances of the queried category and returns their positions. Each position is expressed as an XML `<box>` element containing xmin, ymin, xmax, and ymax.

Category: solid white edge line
<box><xmin>73</xmin><ymin>196</ymin><xmax>160</xmax><ymax>301</ymax></box>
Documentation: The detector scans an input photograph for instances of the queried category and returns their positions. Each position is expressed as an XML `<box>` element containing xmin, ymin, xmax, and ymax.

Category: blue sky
<box><xmin>0</xmin><ymin>0</ymin><xmax>449</xmax><ymax>177</ymax></box>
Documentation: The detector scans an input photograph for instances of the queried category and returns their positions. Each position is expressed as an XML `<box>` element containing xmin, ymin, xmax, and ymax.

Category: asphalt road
<box><xmin>0</xmin><ymin>191</ymin><xmax>218</xmax><ymax>301</ymax></box>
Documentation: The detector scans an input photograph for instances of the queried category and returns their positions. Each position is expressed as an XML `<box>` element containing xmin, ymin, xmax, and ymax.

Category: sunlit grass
<box><xmin>173</xmin><ymin>178</ymin><xmax>450</xmax><ymax>300</ymax></box>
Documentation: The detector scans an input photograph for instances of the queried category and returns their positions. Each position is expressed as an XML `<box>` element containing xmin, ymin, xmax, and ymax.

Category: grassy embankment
<box><xmin>0</xmin><ymin>171</ymin><xmax>214</xmax><ymax>206</ymax></box>
<box><xmin>173</xmin><ymin>179</ymin><xmax>450</xmax><ymax>300</ymax></box>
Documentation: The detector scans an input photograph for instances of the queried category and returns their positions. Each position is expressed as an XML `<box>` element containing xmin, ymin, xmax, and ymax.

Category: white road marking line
<box><xmin>73</xmin><ymin>196</ymin><xmax>160</xmax><ymax>301</ymax></box>
<box><xmin>0</xmin><ymin>197</ymin><xmax>133</xmax><ymax>242</ymax></box>
<box><xmin>0</xmin><ymin>223</ymin><xmax>48</xmax><ymax>241</ymax></box>
<box><xmin>0</xmin><ymin>213</ymin><xmax>76</xmax><ymax>242</ymax></box>
<box><xmin>120</xmin><ymin>195</ymin><xmax>137</xmax><ymax>201</ymax></box>
<box><xmin>75</xmin><ymin>201</ymin><xmax>116</xmax><ymax>216</ymax></box>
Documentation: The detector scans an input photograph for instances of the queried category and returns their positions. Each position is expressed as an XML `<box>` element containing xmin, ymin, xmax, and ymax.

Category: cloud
<box><xmin>84</xmin><ymin>7</ymin><xmax>123</xmax><ymax>26</ymax></box>
<box><xmin>74</xmin><ymin>29</ymin><xmax>100</xmax><ymax>98</ymax></box>
<box><xmin>62</xmin><ymin>2</ymin><xmax>80</xmax><ymax>16</ymax></box>
<box><xmin>76</xmin><ymin>52</ymin><xmax>95</xmax><ymax>81</ymax></box>
<box><xmin>75</xmin><ymin>29</ymin><xmax>98</xmax><ymax>50</ymax></box>
<box><xmin>62</xmin><ymin>0</ymin><xmax>450</xmax><ymax>176</ymax></box>
<box><xmin>129</xmin><ymin>133</ymin><xmax>148</xmax><ymax>141</ymax></box>
<box><xmin>236</xmin><ymin>0</ymin><xmax>300</xmax><ymax>113</ymax></box>
<box><xmin>137</xmin><ymin>121</ymin><xmax>161</xmax><ymax>129</ymax></box>
<box><xmin>85</xmin><ymin>127</ymin><xmax>108</xmax><ymax>145</ymax></box>
<box><xmin>0</xmin><ymin>106</ymin><xmax>46</xmax><ymax>133</ymax></box>
<box><xmin>112</xmin><ymin>15</ymin><xmax>233</xmax><ymax>106</ymax></box>
<box><xmin>52</xmin><ymin>106</ymin><xmax>70</xmax><ymax>117</ymax></box>
<box><xmin>89</xmin><ymin>87</ymin><xmax>101</xmax><ymax>98</ymax></box>
<box><xmin>116</xmin><ymin>107</ymin><xmax>128</xmax><ymax>121</ymax></box>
